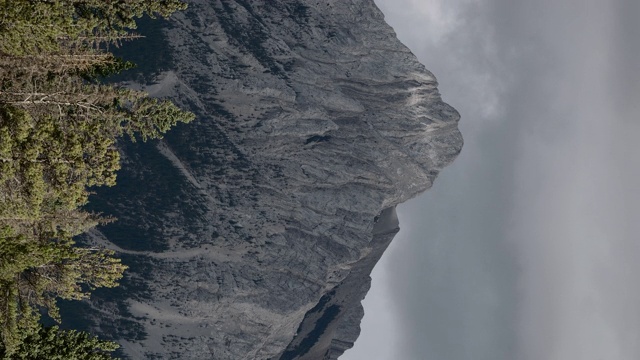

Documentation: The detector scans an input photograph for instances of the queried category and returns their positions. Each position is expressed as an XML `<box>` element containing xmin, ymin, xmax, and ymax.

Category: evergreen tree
<box><xmin>0</xmin><ymin>73</ymin><xmax>193</xmax><ymax>216</ymax></box>
<box><xmin>1</xmin><ymin>325</ymin><xmax>118</xmax><ymax>359</ymax></box>
<box><xmin>0</xmin><ymin>0</ymin><xmax>187</xmax><ymax>55</ymax></box>
<box><xmin>0</xmin><ymin>0</ymin><xmax>94</xmax><ymax>55</ymax></box>
<box><xmin>0</xmin><ymin>0</ymin><xmax>192</xmax><ymax>355</ymax></box>
<box><xmin>0</xmin><ymin>53</ymin><xmax>126</xmax><ymax>79</ymax></box>
<box><xmin>70</xmin><ymin>0</ymin><xmax>188</xmax><ymax>32</ymax></box>
<box><xmin>0</xmin><ymin>220</ymin><xmax>125</xmax><ymax>354</ymax></box>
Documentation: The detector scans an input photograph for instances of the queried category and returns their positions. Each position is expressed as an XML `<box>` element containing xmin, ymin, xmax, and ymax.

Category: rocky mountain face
<box><xmin>74</xmin><ymin>1</ymin><xmax>462</xmax><ymax>359</ymax></box>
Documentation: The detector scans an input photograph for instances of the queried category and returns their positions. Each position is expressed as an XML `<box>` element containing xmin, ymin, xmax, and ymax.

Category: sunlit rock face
<box><xmin>77</xmin><ymin>1</ymin><xmax>462</xmax><ymax>359</ymax></box>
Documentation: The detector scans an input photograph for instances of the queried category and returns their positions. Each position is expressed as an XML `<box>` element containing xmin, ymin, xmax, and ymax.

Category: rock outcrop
<box><xmin>75</xmin><ymin>1</ymin><xmax>463</xmax><ymax>359</ymax></box>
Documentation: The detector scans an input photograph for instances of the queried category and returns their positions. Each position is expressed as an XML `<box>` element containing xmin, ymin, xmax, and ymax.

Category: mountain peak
<box><xmin>78</xmin><ymin>1</ymin><xmax>462</xmax><ymax>358</ymax></box>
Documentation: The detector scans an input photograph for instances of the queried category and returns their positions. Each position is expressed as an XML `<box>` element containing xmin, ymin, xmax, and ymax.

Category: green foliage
<box><xmin>0</xmin><ymin>220</ymin><xmax>126</xmax><ymax>355</ymax></box>
<box><xmin>0</xmin><ymin>0</ymin><xmax>192</xmax><ymax>356</ymax></box>
<box><xmin>71</xmin><ymin>0</ymin><xmax>188</xmax><ymax>32</ymax></box>
<box><xmin>1</xmin><ymin>325</ymin><xmax>119</xmax><ymax>360</ymax></box>
<box><xmin>0</xmin><ymin>0</ymin><xmax>86</xmax><ymax>55</ymax></box>
<box><xmin>0</xmin><ymin>0</ymin><xmax>188</xmax><ymax>55</ymax></box>
<box><xmin>80</xmin><ymin>57</ymin><xmax>136</xmax><ymax>82</ymax></box>
<box><xmin>118</xmin><ymin>95</ymin><xmax>196</xmax><ymax>142</ymax></box>
<box><xmin>0</xmin><ymin>80</ymin><xmax>194</xmax><ymax>214</ymax></box>
<box><xmin>0</xmin><ymin>104</ymin><xmax>119</xmax><ymax>217</ymax></box>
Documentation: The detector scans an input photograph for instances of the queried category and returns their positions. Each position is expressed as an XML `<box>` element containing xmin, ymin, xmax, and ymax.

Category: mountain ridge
<box><xmin>72</xmin><ymin>1</ymin><xmax>463</xmax><ymax>359</ymax></box>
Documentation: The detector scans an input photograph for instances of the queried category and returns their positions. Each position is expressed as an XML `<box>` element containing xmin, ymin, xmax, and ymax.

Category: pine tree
<box><xmin>0</xmin><ymin>221</ymin><xmax>126</xmax><ymax>354</ymax></box>
<box><xmin>69</xmin><ymin>0</ymin><xmax>188</xmax><ymax>32</ymax></box>
<box><xmin>0</xmin><ymin>53</ymin><xmax>123</xmax><ymax>79</ymax></box>
<box><xmin>0</xmin><ymin>69</ymin><xmax>193</xmax><ymax>216</ymax></box>
<box><xmin>0</xmin><ymin>0</ymin><xmax>187</xmax><ymax>55</ymax></box>
<box><xmin>0</xmin><ymin>0</ymin><xmax>192</xmax><ymax>355</ymax></box>
<box><xmin>0</xmin><ymin>104</ymin><xmax>119</xmax><ymax>218</ymax></box>
<box><xmin>1</xmin><ymin>325</ymin><xmax>118</xmax><ymax>359</ymax></box>
<box><xmin>0</xmin><ymin>0</ymin><xmax>94</xmax><ymax>55</ymax></box>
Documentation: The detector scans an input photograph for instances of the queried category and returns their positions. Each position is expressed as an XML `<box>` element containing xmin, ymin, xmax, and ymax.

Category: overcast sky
<box><xmin>344</xmin><ymin>0</ymin><xmax>640</xmax><ymax>359</ymax></box>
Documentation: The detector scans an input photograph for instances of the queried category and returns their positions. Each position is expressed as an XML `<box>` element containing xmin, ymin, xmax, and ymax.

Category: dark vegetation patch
<box><xmin>108</xmin><ymin>16</ymin><xmax>175</xmax><ymax>84</ymax></box>
<box><xmin>57</xmin><ymin>299</ymin><xmax>147</xmax><ymax>359</ymax></box>
<box><xmin>87</xmin><ymin>139</ymin><xmax>204</xmax><ymax>252</ymax></box>
<box><xmin>58</xmin><ymin>255</ymin><xmax>156</xmax><ymax>348</ymax></box>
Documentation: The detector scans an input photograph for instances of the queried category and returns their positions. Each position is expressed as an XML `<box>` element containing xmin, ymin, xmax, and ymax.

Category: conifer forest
<box><xmin>0</xmin><ymin>1</ymin><xmax>193</xmax><ymax>358</ymax></box>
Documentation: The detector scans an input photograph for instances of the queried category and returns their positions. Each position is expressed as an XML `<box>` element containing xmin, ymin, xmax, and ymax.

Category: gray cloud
<box><xmin>345</xmin><ymin>0</ymin><xmax>640</xmax><ymax>359</ymax></box>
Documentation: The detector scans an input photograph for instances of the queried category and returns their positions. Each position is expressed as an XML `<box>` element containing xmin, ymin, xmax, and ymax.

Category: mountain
<box><xmin>72</xmin><ymin>1</ymin><xmax>463</xmax><ymax>359</ymax></box>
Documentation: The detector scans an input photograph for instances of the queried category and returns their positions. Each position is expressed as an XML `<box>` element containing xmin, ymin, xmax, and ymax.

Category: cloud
<box><xmin>504</xmin><ymin>1</ymin><xmax>640</xmax><ymax>359</ymax></box>
<box><xmin>341</xmin><ymin>252</ymin><xmax>401</xmax><ymax>360</ymax></box>
<box><xmin>349</xmin><ymin>0</ymin><xmax>640</xmax><ymax>359</ymax></box>
<box><xmin>377</xmin><ymin>0</ymin><xmax>462</xmax><ymax>43</ymax></box>
<box><xmin>375</xmin><ymin>0</ymin><xmax>507</xmax><ymax>120</ymax></box>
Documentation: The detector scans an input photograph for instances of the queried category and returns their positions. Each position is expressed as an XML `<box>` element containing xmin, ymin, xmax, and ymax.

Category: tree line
<box><xmin>0</xmin><ymin>1</ymin><xmax>194</xmax><ymax>358</ymax></box>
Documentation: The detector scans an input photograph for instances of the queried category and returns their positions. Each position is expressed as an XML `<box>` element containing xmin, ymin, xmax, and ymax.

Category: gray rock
<box><xmin>78</xmin><ymin>1</ymin><xmax>462</xmax><ymax>359</ymax></box>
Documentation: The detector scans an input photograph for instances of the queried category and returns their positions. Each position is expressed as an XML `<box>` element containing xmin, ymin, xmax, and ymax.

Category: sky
<box><xmin>343</xmin><ymin>0</ymin><xmax>640</xmax><ymax>359</ymax></box>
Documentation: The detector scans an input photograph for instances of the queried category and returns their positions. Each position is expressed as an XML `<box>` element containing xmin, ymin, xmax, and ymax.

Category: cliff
<box><xmin>75</xmin><ymin>1</ymin><xmax>463</xmax><ymax>359</ymax></box>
